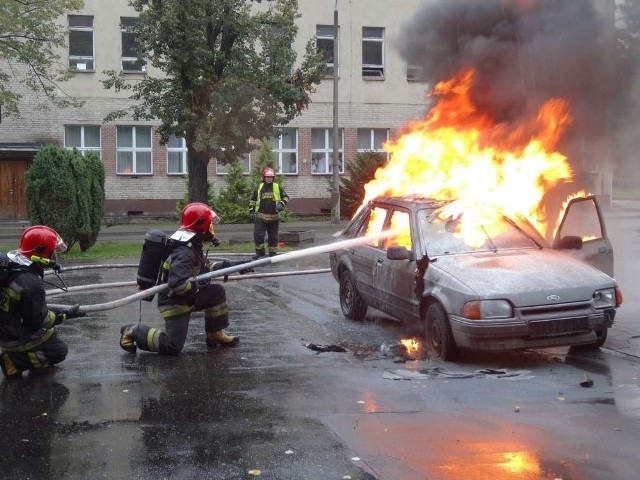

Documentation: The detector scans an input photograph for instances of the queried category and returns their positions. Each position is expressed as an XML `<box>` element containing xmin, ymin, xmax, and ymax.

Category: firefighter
<box><xmin>0</xmin><ymin>226</ymin><xmax>83</xmax><ymax>378</ymax></box>
<box><xmin>120</xmin><ymin>202</ymin><xmax>240</xmax><ymax>355</ymax></box>
<box><xmin>249</xmin><ymin>166</ymin><xmax>290</xmax><ymax>259</ymax></box>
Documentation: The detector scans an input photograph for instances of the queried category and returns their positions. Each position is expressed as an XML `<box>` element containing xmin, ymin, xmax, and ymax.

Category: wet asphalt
<box><xmin>2</xmin><ymin>210</ymin><xmax>640</xmax><ymax>479</ymax></box>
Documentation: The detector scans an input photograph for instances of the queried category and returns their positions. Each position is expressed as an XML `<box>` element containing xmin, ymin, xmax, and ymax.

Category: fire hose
<box><xmin>47</xmin><ymin>232</ymin><xmax>393</xmax><ymax>314</ymax></box>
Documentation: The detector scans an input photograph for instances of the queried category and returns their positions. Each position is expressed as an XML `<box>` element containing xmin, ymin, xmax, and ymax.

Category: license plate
<box><xmin>529</xmin><ymin>317</ymin><xmax>589</xmax><ymax>338</ymax></box>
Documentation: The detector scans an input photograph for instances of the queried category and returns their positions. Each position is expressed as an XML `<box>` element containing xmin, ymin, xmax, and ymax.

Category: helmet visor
<box><xmin>210</xmin><ymin>210</ymin><xmax>221</xmax><ymax>225</ymax></box>
<box><xmin>54</xmin><ymin>233</ymin><xmax>68</xmax><ymax>254</ymax></box>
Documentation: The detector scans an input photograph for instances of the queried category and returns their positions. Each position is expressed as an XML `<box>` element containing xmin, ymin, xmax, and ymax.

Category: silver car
<box><xmin>329</xmin><ymin>195</ymin><xmax>622</xmax><ymax>360</ymax></box>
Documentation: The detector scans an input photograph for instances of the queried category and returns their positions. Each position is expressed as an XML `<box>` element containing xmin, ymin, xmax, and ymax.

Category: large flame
<box><xmin>363</xmin><ymin>68</ymin><xmax>579</xmax><ymax>241</ymax></box>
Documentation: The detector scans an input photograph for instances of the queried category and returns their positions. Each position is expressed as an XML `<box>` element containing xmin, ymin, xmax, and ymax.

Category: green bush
<box><xmin>26</xmin><ymin>145</ymin><xmax>80</xmax><ymax>249</ymax></box>
<box><xmin>339</xmin><ymin>151</ymin><xmax>388</xmax><ymax>218</ymax></box>
<box><xmin>25</xmin><ymin>146</ymin><xmax>105</xmax><ymax>252</ymax></box>
<box><xmin>78</xmin><ymin>152</ymin><xmax>105</xmax><ymax>251</ymax></box>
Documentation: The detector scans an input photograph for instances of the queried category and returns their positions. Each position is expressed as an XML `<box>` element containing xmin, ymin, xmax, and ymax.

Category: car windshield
<box><xmin>417</xmin><ymin>207</ymin><xmax>544</xmax><ymax>256</ymax></box>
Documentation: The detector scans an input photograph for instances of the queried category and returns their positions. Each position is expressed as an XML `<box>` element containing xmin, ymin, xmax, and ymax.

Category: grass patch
<box><xmin>58</xmin><ymin>241</ymin><xmax>268</xmax><ymax>260</ymax></box>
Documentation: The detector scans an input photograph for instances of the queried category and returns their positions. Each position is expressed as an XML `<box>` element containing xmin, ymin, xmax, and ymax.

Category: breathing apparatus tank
<box><xmin>137</xmin><ymin>229</ymin><xmax>169</xmax><ymax>301</ymax></box>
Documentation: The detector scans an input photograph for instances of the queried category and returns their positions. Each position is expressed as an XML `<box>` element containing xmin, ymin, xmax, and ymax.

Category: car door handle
<box><xmin>376</xmin><ymin>258</ymin><xmax>384</xmax><ymax>264</ymax></box>
<box><xmin>598</xmin><ymin>247</ymin><xmax>608</xmax><ymax>254</ymax></box>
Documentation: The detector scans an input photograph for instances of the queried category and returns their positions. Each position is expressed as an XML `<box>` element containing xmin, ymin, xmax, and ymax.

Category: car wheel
<box><xmin>424</xmin><ymin>303</ymin><xmax>458</xmax><ymax>361</ymax></box>
<box><xmin>590</xmin><ymin>328</ymin><xmax>608</xmax><ymax>348</ymax></box>
<box><xmin>339</xmin><ymin>271</ymin><xmax>367</xmax><ymax>321</ymax></box>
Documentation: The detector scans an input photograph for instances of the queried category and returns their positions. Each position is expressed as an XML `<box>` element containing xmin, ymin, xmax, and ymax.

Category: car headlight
<box><xmin>463</xmin><ymin>299</ymin><xmax>513</xmax><ymax>319</ymax></box>
<box><xmin>593</xmin><ymin>288</ymin><xmax>617</xmax><ymax>309</ymax></box>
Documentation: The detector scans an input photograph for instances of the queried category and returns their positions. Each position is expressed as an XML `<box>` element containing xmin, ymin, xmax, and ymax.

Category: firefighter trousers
<box><xmin>1</xmin><ymin>329</ymin><xmax>68</xmax><ymax>377</ymax></box>
<box><xmin>132</xmin><ymin>283</ymin><xmax>229</xmax><ymax>355</ymax></box>
<box><xmin>253</xmin><ymin>218</ymin><xmax>280</xmax><ymax>256</ymax></box>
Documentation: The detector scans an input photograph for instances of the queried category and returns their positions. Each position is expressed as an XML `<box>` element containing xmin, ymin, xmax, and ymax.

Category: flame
<box><xmin>363</xmin><ymin>68</ymin><xmax>581</xmax><ymax>244</ymax></box>
<box><xmin>400</xmin><ymin>338</ymin><xmax>420</xmax><ymax>354</ymax></box>
<box><xmin>552</xmin><ymin>189</ymin><xmax>593</xmax><ymax>240</ymax></box>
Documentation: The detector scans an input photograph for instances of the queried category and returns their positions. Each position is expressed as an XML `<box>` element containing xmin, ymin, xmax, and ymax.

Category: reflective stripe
<box><xmin>204</xmin><ymin>302</ymin><xmax>228</xmax><ymax>318</ymax></box>
<box><xmin>28</xmin><ymin>351</ymin><xmax>42</xmax><ymax>369</ymax></box>
<box><xmin>0</xmin><ymin>328</ymin><xmax>54</xmax><ymax>352</ymax></box>
<box><xmin>1</xmin><ymin>353</ymin><xmax>18</xmax><ymax>375</ymax></box>
<box><xmin>159</xmin><ymin>305</ymin><xmax>193</xmax><ymax>318</ymax></box>
<box><xmin>147</xmin><ymin>328</ymin><xmax>159</xmax><ymax>350</ymax></box>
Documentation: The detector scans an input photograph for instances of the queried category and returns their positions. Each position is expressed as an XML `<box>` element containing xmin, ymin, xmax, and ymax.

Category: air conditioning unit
<box><xmin>406</xmin><ymin>65</ymin><xmax>423</xmax><ymax>81</ymax></box>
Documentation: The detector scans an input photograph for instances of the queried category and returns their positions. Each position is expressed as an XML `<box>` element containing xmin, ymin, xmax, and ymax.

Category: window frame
<box><xmin>64</xmin><ymin>125</ymin><xmax>101</xmax><ymax>158</ymax></box>
<box><xmin>68</xmin><ymin>15</ymin><xmax>95</xmax><ymax>72</ymax></box>
<box><xmin>316</xmin><ymin>24</ymin><xmax>338</xmax><ymax>77</ymax></box>
<box><xmin>357</xmin><ymin>128</ymin><xmax>389</xmax><ymax>155</ymax></box>
<box><xmin>120</xmin><ymin>17</ymin><xmax>146</xmax><ymax>73</ymax></box>
<box><xmin>116</xmin><ymin>125</ymin><xmax>153</xmax><ymax>175</ymax></box>
<box><xmin>311</xmin><ymin>128</ymin><xmax>344</xmax><ymax>175</ymax></box>
<box><xmin>216</xmin><ymin>153</ymin><xmax>252</xmax><ymax>175</ymax></box>
<box><xmin>271</xmin><ymin>128</ymin><xmax>298</xmax><ymax>175</ymax></box>
<box><xmin>167</xmin><ymin>134</ymin><xmax>188</xmax><ymax>175</ymax></box>
<box><xmin>362</xmin><ymin>27</ymin><xmax>384</xmax><ymax>79</ymax></box>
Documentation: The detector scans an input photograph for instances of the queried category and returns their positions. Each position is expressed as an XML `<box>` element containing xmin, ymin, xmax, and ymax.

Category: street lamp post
<box><xmin>331</xmin><ymin>2</ymin><xmax>340</xmax><ymax>224</ymax></box>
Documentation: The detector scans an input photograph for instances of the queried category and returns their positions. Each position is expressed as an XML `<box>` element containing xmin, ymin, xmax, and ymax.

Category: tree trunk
<box><xmin>186</xmin><ymin>135</ymin><xmax>211</xmax><ymax>204</ymax></box>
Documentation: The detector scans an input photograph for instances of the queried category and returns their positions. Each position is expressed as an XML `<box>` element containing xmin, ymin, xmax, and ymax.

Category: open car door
<box><xmin>553</xmin><ymin>196</ymin><xmax>614</xmax><ymax>277</ymax></box>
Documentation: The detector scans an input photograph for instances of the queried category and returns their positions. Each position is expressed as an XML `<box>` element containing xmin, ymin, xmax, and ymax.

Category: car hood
<box><xmin>432</xmin><ymin>248</ymin><xmax>616</xmax><ymax>306</ymax></box>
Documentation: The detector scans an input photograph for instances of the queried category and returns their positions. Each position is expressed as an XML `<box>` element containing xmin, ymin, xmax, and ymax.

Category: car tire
<box><xmin>339</xmin><ymin>271</ymin><xmax>367</xmax><ymax>321</ymax></box>
<box><xmin>588</xmin><ymin>328</ymin><xmax>608</xmax><ymax>349</ymax></box>
<box><xmin>424</xmin><ymin>303</ymin><xmax>458</xmax><ymax>361</ymax></box>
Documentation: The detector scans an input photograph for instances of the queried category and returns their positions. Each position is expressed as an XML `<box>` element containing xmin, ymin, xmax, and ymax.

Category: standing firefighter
<box><xmin>249</xmin><ymin>166</ymin><xmax>290</xmax><ymax>259</ymax></box>
<box><xmin>0</xmin><ymin>226</ymin><xmax>83</xmax><ymax>378</ymax></box>
<box><xmin>120</xmin><ymin>202</ymin><xmax>241</xmax><ymax>355</ymax></box>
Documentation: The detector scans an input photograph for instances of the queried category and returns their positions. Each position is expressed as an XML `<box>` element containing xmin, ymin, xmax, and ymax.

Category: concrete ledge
<box><xmin>279</xmin><ymin>230</ymin><xmax>315</xmax><ymax>244</ymax></box>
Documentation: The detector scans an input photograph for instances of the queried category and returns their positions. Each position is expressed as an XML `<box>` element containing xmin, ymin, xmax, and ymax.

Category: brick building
<box><xmin>0</xmin><ymin>0</ymin><xmax>430</xmax><ymax>219</ymax></box>
<box><xmin>0</xmin><ymin>0</ymin><xmax>616</xmax><ymax>220</ymax></box>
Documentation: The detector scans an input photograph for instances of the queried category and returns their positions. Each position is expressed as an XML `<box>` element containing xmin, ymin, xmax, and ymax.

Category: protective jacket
<box><xmin>0</xmin><ymin>265</ymin><xmax>58</xmax><ymax>349</ymax></box>
<box><xmin>157</xmin><ymin>240</ymin><xmax>208</xmax><ymax>318</ymax></box>
<box><xmin>250</xmin><ymin>182</ymin><xmax>289</xmax><ymax>222</ymax></box>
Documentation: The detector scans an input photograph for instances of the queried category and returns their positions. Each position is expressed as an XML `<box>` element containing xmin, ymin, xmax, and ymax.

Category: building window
<box><xmin>406</xmin><ymin>64</ymin><xmax>424</xmax><ymax>82</ymax></box>
<box><xmin>167</xmin><ymin>135</ymin><xmax>187</xmax><ymax>175</ymax></box>
<box><xmin>270</xmin><ymin>128</ymin><xmax>298</xmax><ymax>174</ymax></box>
<box><xmin>316</xmin><ymin>25</ymin><xmax>338</xmax><ymax>77</ymax></box>
<box><xmin>116</xmin><ymin>126</ymin><xmax>152</xmax><ymax>174</ymax></box>
<box><xmin>357</xmin><ymin>128</ymin><xmax>389</xmax><ymax>154</ymax></box>
<box><xmin>311</xmin><ymin>128</ymin><xmax>343</xmax><ymax>174</ymax></box>
<box><xmin>362</xmin><ymin>27</ymin><xmax>384</xmax><ymax>78</ymax></box>
<box><xmin>68</xmin><ymin>15</ymin><xmax>94</xmax><ymax>71</ymax></box>
<box><xmin>121</xmin><ymin>17</ymin><xmax>146</xmax><ymax>72</ymax></box>
<box><xmin>216</xmin><ymin>154</ymin><xmax>251</xmax><ymax>174</ymax></box>
<box><xmin>65</xmin><ymin>125</ymin><xmax>101</xmax><ymax>158</ymax></box>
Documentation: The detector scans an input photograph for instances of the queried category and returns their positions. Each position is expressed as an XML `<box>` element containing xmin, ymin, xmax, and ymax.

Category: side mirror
<box><xmin>386</xmin><ymin>246</ymin><xmax>415</xmax><ymax>261</ymax></box>
<box><xmin>555</xmin><ymin>235</ymin><xmax>583</xmax><ymax>250</ymax></box>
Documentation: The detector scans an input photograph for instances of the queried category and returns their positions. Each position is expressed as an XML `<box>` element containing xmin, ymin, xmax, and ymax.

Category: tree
<box><xmin>0</xmin><ymin>0</ymin><xmax>83</xmax><ymax>117</ymax></box>
<box><xmin>213</xmin><ymin>159</ymin><xmax>253</xmax><ymax>224</ymax></box>
<box><xmin>339</xmin><ymin>151</ymin><xmax>387</xmax><ymax>219</ymax></box>
<box><xmin>103</xmin><ymin>0</ymin><xmax>324</xmax><ymax>204</ymax></box>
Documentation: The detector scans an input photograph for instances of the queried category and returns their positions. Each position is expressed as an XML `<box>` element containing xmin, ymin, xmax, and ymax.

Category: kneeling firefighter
<box><xmin>1</xmin><ymin>226</ymin><xmax>84</xmax><ymax>378</ymax></box>
<box><xmin>120</xmin><ymin>202</ymin><xmax>252</xmax><ymax>355</ymax></box>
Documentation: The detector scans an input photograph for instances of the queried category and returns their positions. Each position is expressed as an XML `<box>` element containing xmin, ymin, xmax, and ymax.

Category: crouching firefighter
<box><xmin>1</xmin><ymin>226</ymin><xmax>84</xmax><ymax>378</ymax></box>
<box><xmin>121</xmin><ymin>202</ymin><xmax>252</xmax><ymax>355</ymax></box>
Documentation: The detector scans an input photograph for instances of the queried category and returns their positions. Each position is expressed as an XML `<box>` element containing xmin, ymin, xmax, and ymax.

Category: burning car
<box><xmin>329</xmin><ymin>195</ymin><xmax>622</xmax><ymax>360</ymax></box>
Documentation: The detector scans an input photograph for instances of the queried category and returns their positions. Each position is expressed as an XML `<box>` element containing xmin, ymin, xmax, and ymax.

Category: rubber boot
<box><xmin>119</xmin><ymin>325</ymin><xmax>138</xmax><ymax>353</ymax></box>
<box><xmin>252</xmin><ymin>249</ymin><xmax>265</xmax><ymax>260</ymax></box>
<box><xmin>206</xmin><ymin>330</ymin><xmax>240</xmax><ymax>347</ymax></box>
<box><xmin>0</xmin><ymin>353</ymin><xmax>22</xmax><ymax>378</ymax></box>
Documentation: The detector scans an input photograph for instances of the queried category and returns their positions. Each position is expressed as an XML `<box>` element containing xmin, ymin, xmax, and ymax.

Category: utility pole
<box><xmin>331</xmin><ymin>1</ymin><xmax>340</xmax><ymax>224</ymax></box>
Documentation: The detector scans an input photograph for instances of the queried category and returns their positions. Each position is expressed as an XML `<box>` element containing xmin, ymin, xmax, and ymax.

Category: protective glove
<box><xmin>249</xmin><ymin>212</ymin><xmax>256</xmax><ymax>223</ymax></box>
<box><xmin>211</xmin><ymin>237</ymin><xmax>221</xmax><ymax>247</ymax></box>
<box><xmin>53</xmin><ymin>304</ymin><xmax>85</xmax><ymax>324</ymax></box>
<box><xmin>275</xmin><ymin>201</ymin><xmax>284</xmax><ymax>212</ymax></box>
<box><xmin>239</xmin><ymin>266</ymin><xmax>255</xmax><ymax>275</ymax></box>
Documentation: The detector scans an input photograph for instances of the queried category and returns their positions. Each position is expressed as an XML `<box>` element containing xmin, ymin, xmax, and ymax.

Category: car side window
<box><xmin>383</xmin><ymin>210</ymin><xmax>412</xmax><ymax>251</ymax></box>
<box><xmin>358</xmin><ymin>206</ymin><xmax>388</xmax><ymax>247</ymax></box>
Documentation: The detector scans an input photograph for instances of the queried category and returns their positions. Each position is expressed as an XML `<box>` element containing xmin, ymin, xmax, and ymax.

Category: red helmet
<box><xmin>179</xmin><ymin>202</ymin><xmax>220</xmax><ymax>234</ymax></box>
<box><xmin>18</xmin><ymin>226</ymin><xmax>67</xmax><ymax>259</ymax></box>
<box><xmin>261</xmin><ymin>167</ymin><xmax>275</xmax><ymax>180</ymax></box>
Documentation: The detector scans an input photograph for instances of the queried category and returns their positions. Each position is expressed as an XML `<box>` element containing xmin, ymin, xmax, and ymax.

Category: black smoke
<box><xmin>399</xmin><ymin>0</ymin><xmax>622</xmax><ymax>157</ymax></box>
